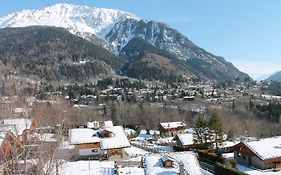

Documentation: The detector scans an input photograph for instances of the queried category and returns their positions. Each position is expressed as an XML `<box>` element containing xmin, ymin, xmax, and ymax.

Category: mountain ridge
<box><xmin>0</xmin><ymin>3</ymin><xmax>251</xmax><ymax>81</ymax></box>
<box><xmin>0</xmin><ymin>26</ymin><xmax>122</xmax><ymax>82</ymax></box>
<box><xmin>265</xmin><ymin>71</ymin><xmax>281</xmax><ymax>82</ymax></box>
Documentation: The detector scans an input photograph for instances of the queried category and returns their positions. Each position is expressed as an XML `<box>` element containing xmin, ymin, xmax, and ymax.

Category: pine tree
<box><xmin>227</xmin><ymin>129</ymin><xmax>234</xmax><ymax>141</ymax></box>
<box><xmin>193</xmin><ymin>115</ymin><xmax>208</xmax><ymax>145</ymax></box>
<box><xmin>208</xmin><ymin>111</ymin><xmax>224</xmax><ymax>149</ymax></box>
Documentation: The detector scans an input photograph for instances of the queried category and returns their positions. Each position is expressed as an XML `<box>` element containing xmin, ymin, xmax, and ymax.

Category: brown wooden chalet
<box><xmin>172</xmin><ymin>133</ymin><xmax>194</xmax><ymax>151</ymax></box>
<box><xmin>159</xmin><ymin>121</ymin><xmax>187</xmax><ymax>137</ymax></box>
<box><xmin>69</xmin><ymin>125</ymin><xmax>131</xmax><ymax>160</ymax></box>
<box><xmin>231</xmin><ymin>137</ymin><xmax>281</xmax><ymax>170</ymax></box>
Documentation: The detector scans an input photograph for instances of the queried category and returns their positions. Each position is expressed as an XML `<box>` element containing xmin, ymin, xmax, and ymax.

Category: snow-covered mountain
<box><xmin>0</xmin><ymin>3</ymin><xmax>250</xmax><ymax>81</ymax></box>
<box><xmin>0</xmin><ymin>3</ymin><xmax>139</xmax><ymax>48</ymax></box>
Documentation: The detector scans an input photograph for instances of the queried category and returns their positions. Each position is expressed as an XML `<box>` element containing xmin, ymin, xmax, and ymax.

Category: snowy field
<box><xmin>237</xmin><ymin>164</ymin><xmax>281</xmax><ymax>175</ymax></box>
<box><xmin>124</xmin><ymin>146</ymin><xmax>149</xmax><ymax>157</ymax></box>
<box><xmin>60</xmin><ymin>160</ymin><xmax>114</xmax><ymax>175</ymax></box>
<box><xmin>117</xmin><ymin>167</ymin><xmax>145</xmax><ymax>175</ymax></box>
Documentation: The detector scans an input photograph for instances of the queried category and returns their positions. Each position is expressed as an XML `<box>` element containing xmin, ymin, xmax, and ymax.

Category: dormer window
<box><xmin>161</xmin><ymin>155</ymin><xmax>175</xmax><ymax>168</ymax></box>
<box><xmin>99</xmin><ymin>129</ymin><xmax>113</xmax><ymax>138</ymax></box>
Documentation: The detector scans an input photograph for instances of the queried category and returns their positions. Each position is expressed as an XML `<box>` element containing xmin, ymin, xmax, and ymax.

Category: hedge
<box><xmin>215</xmin><ymin>163</ymin><xmax>247</xmax><ymax>175</ymax></box>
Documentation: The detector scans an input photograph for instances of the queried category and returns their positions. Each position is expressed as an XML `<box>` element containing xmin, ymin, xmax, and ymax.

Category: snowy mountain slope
<box><xmin>109</xmin><ymin>19</ymin><xmax>249</xmax><ymax>80</ymax></box>
<box><xmin>0</xmin><ymin>3</ymin><xmax>250</xmax><ymax>81</ymax></box>
<box><xmin>0</xmin><ymin>3</ymin><xmax>139</xmax><ymax>43</ymax></box>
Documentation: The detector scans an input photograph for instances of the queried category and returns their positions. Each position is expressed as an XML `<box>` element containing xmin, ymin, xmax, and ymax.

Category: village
<box><xmin>1</xmin><ymin>110</ymin><xmax>281</xmax><ymax>175</ymax></box>
<box><xmin>0</xmin><ymin>78</ymin><xmax>279</xmax><ymax>175</ymax></box>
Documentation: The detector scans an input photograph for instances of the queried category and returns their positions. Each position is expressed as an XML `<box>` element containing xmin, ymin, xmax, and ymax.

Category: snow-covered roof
<box><xmin>69</xmin><ymin>126</ymin><xmax>130</xmax><ymax>149</ymax></box>
<box><xmin>242</xmin><ymin>136</ymin><xmax>281</xmax><ymax>160</ymax></box>
<box><xmin>161</xmin><ymin>154</ymin><xmax>175</xmax><ymax>163</ymax></box>
<box><xmin>145</xmin><ymin>152</ymin><xmax>203</xmax><ymax>175</ymax></box>
<box><xmin>160</xmin><ymin>121</ymin><xmax>187</xmax><ymax>129</ymax></box>
<box><xmin>99</xmin><ymin>126</ymin><xmax>130</xmax><ymax>150</ymax></box>
<box><xmin>1</xmin><ymin>118</ymin><xmax>32</xmax><ymax>136</ymax></box>
<box><xmin>176</xmin><ymin>133</ymin><xmax>194</xmax><ymax>146</ymax></box>
<box><xmin>69</xmin><ymin>128</ymin><xmax>100</xmax><ymax>144</ymax></box>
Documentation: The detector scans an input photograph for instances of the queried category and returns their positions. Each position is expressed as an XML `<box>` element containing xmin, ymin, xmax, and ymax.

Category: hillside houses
<box><xmin>69</xmin><ymin>125</ymin><xmax>130</xmax><ymax>160</ymax></box>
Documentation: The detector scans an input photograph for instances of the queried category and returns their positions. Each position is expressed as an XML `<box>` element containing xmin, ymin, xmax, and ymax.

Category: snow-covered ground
<box><xmin>222</xmin><ymin>153</ymin><xmax>234</xmax><ymax>160</ymax></box>
<box><xmin>223</xmin><ymin>153</ymin><xmax>281</xmax><ymax>175</ymax></box>
<box><xmin>117</xmin><ymin>167</ymin><xmax>145</xmax><ymax>175</ymax></box>
<box><xmin>131</xmin><ymin>140</ymin><xmax>172</xmax><ymax>153</ymax></box>
<box><xmin>124</xmin><ymin>146</ymin><xmax>149</xmax><ymax>157</ymax></box>
<box><xmin>237</xmin><ymin>164</ymin><xmax>281</xmax><ymax>175</ymax></box>
<box><xmin>135</xmin><ymin>130</ymin><xmax>160</xmax><ymax>140</ymax></box>
<box><xmin>60</xmin><ymin>160</ymin><xmax>114</xmax><ymax>175</ymax></box>
<box><xmin>202</xmin><ymin>170</ymin><xmax>214</xmax><ymax>175</ymax></box>
<box><xmin>156</xmin><ymin>137</ymin><xmax>175</xmax><ymax>144</ymax></box>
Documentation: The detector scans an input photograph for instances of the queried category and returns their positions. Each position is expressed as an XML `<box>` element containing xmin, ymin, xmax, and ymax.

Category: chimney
<box><xmin>179</xmin><ymin>161</ymin><xmax>185</xmax><ymax>175</ymax></box>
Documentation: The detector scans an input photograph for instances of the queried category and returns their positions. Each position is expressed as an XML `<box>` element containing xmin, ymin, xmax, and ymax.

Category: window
<box><xmin>236</xmin><ymin>152</ymin><xmax>242</xmax><ymax>158</ymax></box>
<box><xmin>92</xmin><ymin>149</ymin><xmax>98</xmax><ymax>153</ymax></box>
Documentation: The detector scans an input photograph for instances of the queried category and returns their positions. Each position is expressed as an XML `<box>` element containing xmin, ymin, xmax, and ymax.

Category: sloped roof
<box><xmin>99</xmin><ymin>126</ymin><xmax>130</xmax><ymax>150</ymax></box>
<box><xmin>161</xmin><ymin>154</ymin><xmax>175</xmax><ymax>163</ymax></box>
<box><xmin>69</xmin><ymin>126</ymin><xmax>130</xmax><ymax>149</ymax></box>
<box><xmin>145</xmin><ymin>151</ymin><xmax>203</xmax><ymax>175</ymax></box>
<box><xmin>160</xmin><ymin>121</ymin><xmax>187</xmax><ymax>130</ymax></box>
<box><xmin>69</xmin><ymin>128</ymin><xmax>100</xmax><ymax>144</ymax></box>
<box><xmin>175</xmin><ymin>133</ymin><xmax>194</xmax><ymax>146</ymax></box>
<box><xmin>241</xmin><ymin>136</ymin><xmax>281</xmax><ymax>160</ymax></box>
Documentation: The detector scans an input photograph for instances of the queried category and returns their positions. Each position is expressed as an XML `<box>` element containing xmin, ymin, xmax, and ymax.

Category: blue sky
<box><xmin>1</xmin><ymin>0</ymin><xmax>281</xmax><ymax>79</ymax></box>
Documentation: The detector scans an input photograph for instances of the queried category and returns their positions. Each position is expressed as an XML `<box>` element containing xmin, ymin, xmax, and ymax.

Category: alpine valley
<box><xmin>0</xmin><ymin>3</ymin><xmax>250</xmax><ymax>83</ymax></box>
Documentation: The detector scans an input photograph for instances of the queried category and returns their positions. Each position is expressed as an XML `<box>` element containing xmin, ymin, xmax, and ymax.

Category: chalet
<box><xmin>159</xmin><ymin>121</ymin><xmax>187</xmax><ymax>137</ymax></box>
<box><xmin>232</xmin><ymin>136</ymin><xmax>281</xmax><ymax>170</ymax></box>
<box><xmin>144</xmin><ymin>152</ymin><xmax>203</xmax><ymax>175</ymax></box>
<box><xmin>69</xmin><ymin>125</ymin><xmax>130</xmax><ymax>160</ymax></box>
<box><xmin>173</xmin><ymin>133</ymin><xmax>194</xmax><ymax>150</ymax></box>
